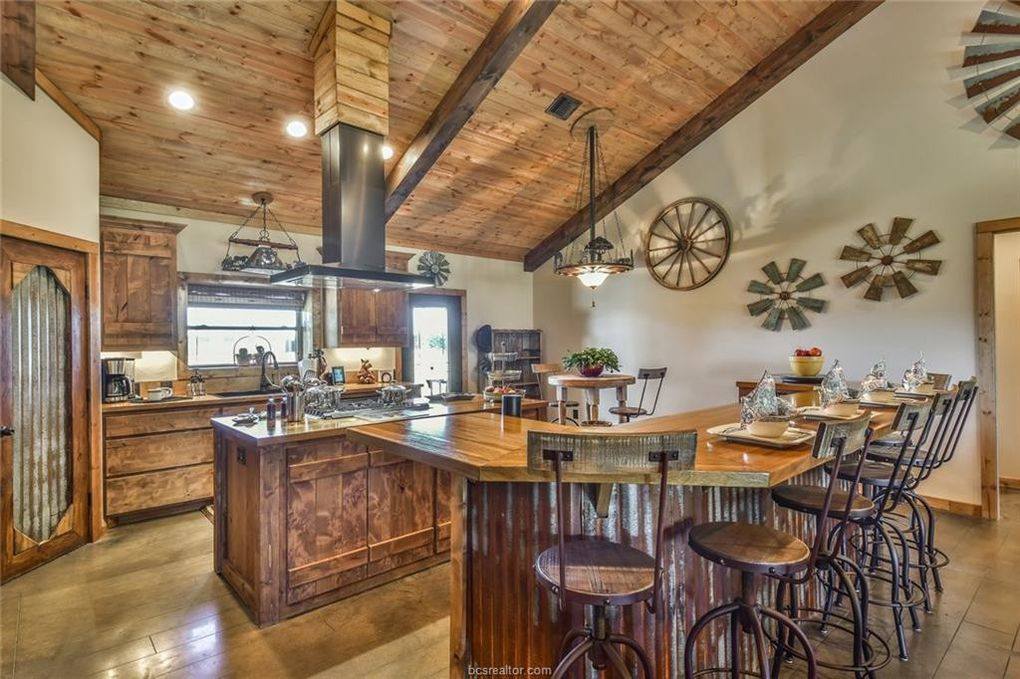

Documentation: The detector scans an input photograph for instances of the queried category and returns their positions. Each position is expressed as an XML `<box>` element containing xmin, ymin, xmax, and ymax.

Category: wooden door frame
<box><xmin>975</xmin><ymin>217</ymin><xmax>1020</xmax><ymax>520</ymax></box>
<box><xmin>407</xmin><ymin>288</ymin><xmax>468</xmax><ymax>391</ymax></box>
<box><xmin>1</xmin><ymin>220</ymin><xmax>105</xmax><ymax>541</ymax></box>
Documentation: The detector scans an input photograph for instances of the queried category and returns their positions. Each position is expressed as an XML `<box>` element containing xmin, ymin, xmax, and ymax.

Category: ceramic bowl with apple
<box><xmin>789</xmin><ymin>347</ymin><xmax>824</xmax><ymax>377</ymax></box>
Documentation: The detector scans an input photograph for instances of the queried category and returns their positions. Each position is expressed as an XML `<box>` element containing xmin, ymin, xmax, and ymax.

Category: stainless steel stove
<box><xmin>305</xmin><ymin>397</ymin><xmax>433</xmax><ymax>421</ymax></box>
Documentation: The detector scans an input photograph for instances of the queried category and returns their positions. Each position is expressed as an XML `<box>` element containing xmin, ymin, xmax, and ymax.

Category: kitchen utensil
<box><xmin>377</xmin><ymin>384</ymin><xmax>408</xmax><ymax>406</ymax></box>
<box><xmin>146</xmin><ymin>386</ymin><xmax>173</xmax><ymax>402</ymax></box>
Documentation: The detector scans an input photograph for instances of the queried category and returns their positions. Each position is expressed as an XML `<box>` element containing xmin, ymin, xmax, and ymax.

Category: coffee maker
<box><xmin>102</xmin><ymin>358</ymin><xmax>136</xmax><ymax>403</ymax></box>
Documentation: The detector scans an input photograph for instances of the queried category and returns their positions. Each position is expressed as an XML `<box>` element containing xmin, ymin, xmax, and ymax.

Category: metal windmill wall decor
<box><xmin>839</xmin><ymin>218</ymin><xmax>942</xmax><ymax>301</ymax></box>
<box><xmin>960</xmin><ymin>3</ymin><xmax>1020</xmax><ymax>140</ymax></box>
<box><xmin>746</xmin><ymin>258</ymin><xmax>827</xmax><ymax>331</ymax></box>
<box><xmin>417</xmin><ymin>251</ymin><xmax>451</xmax><ymax>287</ymax></box>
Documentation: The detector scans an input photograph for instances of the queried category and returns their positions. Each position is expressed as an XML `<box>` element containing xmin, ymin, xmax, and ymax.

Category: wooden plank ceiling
<box><xmin>36</xmin><ymin>0</ymin><xmax>833</xmax><ymax>262</ymax></box>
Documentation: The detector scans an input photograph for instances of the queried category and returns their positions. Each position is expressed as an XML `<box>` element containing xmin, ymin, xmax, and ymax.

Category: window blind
<box><xmin>187</xmin><ymin>284</ymin><xmax>305</xmax><ymax>309</ymax></box>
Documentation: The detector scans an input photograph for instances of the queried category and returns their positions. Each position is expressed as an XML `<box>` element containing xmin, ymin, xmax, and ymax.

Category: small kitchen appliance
<box><xmin>102</xmin><ymin>358</ymin><xmax>136</xmax><ymax>403</ymax></box>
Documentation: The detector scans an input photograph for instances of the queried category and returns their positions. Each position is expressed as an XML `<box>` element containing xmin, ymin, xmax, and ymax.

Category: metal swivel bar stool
<box><xmin>826</xmin><ymin>399</ymin><xmax>934</xmax><ymax>661</ymax></box>
<box><xmin>770</xmin><ymin>417</ymin><xmax>890</xmax><ymax>678</ymax></box>
<box><xmin>533</xmin><ymin>363</ymin><xmax>581</xmax><ymax>425</ymax></box>
<box><xmin>866</xmin><ymin>380</ymin><xmax>977</xmax><ymax>599</ymax></box>
<box><xmin>528</xmin><ymin>428</ymin><xmax>697</xmax><ymax>678</ymax></box>
<box><xmin>684</xmin><ymin>417</ymin><xmax>875</xmax><ymax>678</ymax></box>
<box><xmin>609</xmin><ymin>367</ymin><xmax>667</xmax><ymax>423</ymax></box>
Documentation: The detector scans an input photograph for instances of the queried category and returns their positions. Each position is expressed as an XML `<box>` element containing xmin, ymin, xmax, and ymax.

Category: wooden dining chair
<box><xmin>609</xmin><ymin>367</ymin><xmax>666</xmax><ymax>423</ymax></box>
<box><xmin>533</xmin><ymin>362</ymin><xmax>580</xmax><ymax>425</ymax></box>
<box><xmin>527</xmin><ymin>428</ymin><xmax>697</xmax><ymax>678</ymax></box>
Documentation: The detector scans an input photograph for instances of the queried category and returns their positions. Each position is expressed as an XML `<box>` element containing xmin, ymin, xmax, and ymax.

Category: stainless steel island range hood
<box><xmin>271</xmin><ymin>123</ymin><xmax>432</xmax><ymax>290</ymax></box>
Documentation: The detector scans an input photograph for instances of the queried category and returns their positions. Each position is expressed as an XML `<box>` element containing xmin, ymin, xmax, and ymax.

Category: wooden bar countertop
<box><xmin>346</xmin><ymin>404</ymin><xmax>896</xmax><ymax>488</ymax></box>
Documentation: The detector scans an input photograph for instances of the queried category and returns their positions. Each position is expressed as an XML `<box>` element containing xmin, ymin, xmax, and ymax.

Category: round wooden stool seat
<box><xmin>771</xmin><ymin>484</ymin><xmax>875</xmax><ymax>519</ymax></box>
<box><xmin>608</xmin><ymin>405</ymin><xmax>648</xmax><ymax>417</ymax></box>
<box><xmin>826</xmin><ymin>460</ymin><xmax>911</xmax><ymax>487</ymax></box>
<box><xmin>688</xmin><ymin>521</ymin><xmax>810</xmax><ymax>575</ymax></box>
<box><xmin>534</xmin><ymin>538</ymin><xmax>656</xmax><ymax>606</ymax></box>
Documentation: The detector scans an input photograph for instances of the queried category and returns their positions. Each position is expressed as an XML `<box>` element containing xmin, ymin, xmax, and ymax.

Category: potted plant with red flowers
<box><xmin>562</xmin><ymin>347</ymin><xmax>621</xmax><ymax>378</ymax></box>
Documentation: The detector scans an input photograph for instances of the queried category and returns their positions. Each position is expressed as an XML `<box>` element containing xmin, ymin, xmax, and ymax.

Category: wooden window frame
<box><xmin>175</xmin><ymin>272</ymin><xmax>313</xmax><ymax>380</ymax></box>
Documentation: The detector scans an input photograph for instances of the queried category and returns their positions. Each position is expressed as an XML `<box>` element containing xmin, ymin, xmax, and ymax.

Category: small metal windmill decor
<box><xmin>839</xmin><ymin>218</ymin><xmax>942</xmax><ymax>301</ymax></box>
<box><xmin>417</xmin><ymin>251</ymin><xmax>451</xmax><ymax>287</ymax></box>
<box><xmin>747</xmin><ymin>258</ymin><xmax>827</xmax><ymax>331</ymax></box>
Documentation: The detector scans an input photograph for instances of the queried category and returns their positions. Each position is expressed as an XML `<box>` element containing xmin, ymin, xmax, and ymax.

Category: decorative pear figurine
<box><xmin>357</xmin><ymin>358</ymin><xmax>375</xmax><ymax>384</ymax></box>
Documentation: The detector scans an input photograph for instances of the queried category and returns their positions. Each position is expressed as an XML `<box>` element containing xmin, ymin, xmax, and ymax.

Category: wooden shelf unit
<box><xmin>479</xmin><ymin>328</ymin><xmax>543</xmax><ymax>399</ymax></box>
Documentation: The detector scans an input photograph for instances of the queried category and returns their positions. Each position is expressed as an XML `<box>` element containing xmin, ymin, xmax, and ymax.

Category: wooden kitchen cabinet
<box><xmin>334</xmin><ymin>287</ymin><xmax>409</xmax><ymax>347</ymax></box>
<box><xmin>102</xmin><ymin>396</ymin><xmax>264</xmax><ymax>522</ymax></box>
<box><xmin>366</xmin><ymin>452</ymin><xmax>434</xmax><ymax>575</ymax></box>
<box><xmin>286</xmin><ymin>439</ymin><xmax>369</xmax><ymax>604</ymax></box>
<box><xmin>100</xmin><ymin>216</ymin><xmax>185</xmax><ymax>351</ymax></box>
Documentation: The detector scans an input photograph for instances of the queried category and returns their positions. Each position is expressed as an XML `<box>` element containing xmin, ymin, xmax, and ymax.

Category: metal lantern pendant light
<box><xmin>221</xmin><ymin>192</ymin><xmax>304</xmax><ymax>275</ymax></box>
<box><xmin>554</xmin><ymin>112</ymin><xmax>632</xmax><ymax>296</ymax></box>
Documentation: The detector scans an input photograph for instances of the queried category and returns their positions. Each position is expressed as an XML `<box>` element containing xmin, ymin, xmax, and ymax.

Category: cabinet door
<box><xmin>367</xmin><ymin>452</ymin><xmax>434</xmax><ymax>575</ymax></box>
<box><xmin>286</xmin><ymin>439</ymin><xmax>368</xmax><ymax>603</ymax></box>
<box><xmin>374</xmin><ymin>289</ymin><xmax>408</xmax><ymax>345</ymax></box>
<box><xmin>101</xmin><ymin>221</ymin><xmax>181</xmax><ymax>351</ymax></box>
<box><xmin>338</xmin><ymin>288</ymin><xmax>377</xmax><ymax>346</ymax></box>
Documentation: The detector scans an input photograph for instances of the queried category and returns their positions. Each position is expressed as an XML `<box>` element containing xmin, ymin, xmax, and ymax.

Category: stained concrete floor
<box><xmin>2</xmin><ymin>492</ymin><xmax>1020</xmax><ymax>678</ymax></box>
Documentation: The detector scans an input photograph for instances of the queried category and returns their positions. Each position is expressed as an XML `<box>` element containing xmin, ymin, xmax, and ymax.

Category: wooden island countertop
<box><xmin>346</xmin><ymin>403</ymin><xmax>896</xmax><ymax>488</ymax></box>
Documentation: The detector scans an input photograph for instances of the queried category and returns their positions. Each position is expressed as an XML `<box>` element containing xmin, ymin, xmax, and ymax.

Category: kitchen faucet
<box><xmin>259</xmin><ymin>350</ymin><xmax>279</xmax><ymax>392</ymax></box>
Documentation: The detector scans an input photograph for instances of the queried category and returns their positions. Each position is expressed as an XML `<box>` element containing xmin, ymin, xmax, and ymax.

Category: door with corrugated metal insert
<box><xmin>1</xmin><ymin>237</ymin><xmax>90</xmax><ymax>582</ymax></box>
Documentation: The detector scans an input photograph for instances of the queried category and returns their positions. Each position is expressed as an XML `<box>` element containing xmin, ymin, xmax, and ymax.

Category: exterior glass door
<box><xmin>407</xmin><ymin>293</ymin><xmax>463</xmax><ymax>394</ymax></box>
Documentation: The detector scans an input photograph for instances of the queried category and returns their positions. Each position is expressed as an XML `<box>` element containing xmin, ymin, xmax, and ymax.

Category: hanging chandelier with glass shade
<box><xmin>554</xmin><ymin>112</ymin><xmax>633</xmax><ymax>291</ymax></box>
<box><xmin>221</xmin><ymin>192</ymin><xmax>304</xmax><ymax>275</ymax></box>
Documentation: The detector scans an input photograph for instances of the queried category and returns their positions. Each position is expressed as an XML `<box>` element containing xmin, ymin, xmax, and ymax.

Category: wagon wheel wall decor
<box><xmin>961</xmin><ymin>3</ymin><xmax>1020</xmax><ymax>140</ymax></box>
<box><xmin>747</xmin><ymin>258</ymin><xmax>828</xmax><ymax>331</ymax></box>
<box><xmin>839</xmin><ymin>218</ymin><xmax>942</xmax><ymax>301</ymax></box>
<box><xmin>645</xmin><ymin>198</ymin><xmax>732</xmax><ymax>290</ymax></box>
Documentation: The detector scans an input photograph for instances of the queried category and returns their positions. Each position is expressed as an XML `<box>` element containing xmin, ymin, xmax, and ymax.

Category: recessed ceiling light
<box><xmin>285</xmin><ymin>120</ymin><xmax>308</xmax><ymax>138</ymax></box>
<box><xmin>381</xmin><ymin>144</ymin><xmax>394</xmax><ymax>160</ymax></box>
<box><xmin>167</xmin><ymin>89</ymin><xmax>195</xmax><ymax>111</ymax></box>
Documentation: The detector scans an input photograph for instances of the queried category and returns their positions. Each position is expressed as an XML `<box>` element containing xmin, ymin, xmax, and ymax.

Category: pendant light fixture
<box><xmin>221</xmin><ymin>192</ymin><xmax>304</xmax><ymax>275</ymax></box>
<box><xmin>554</xmin><ymin>111</ymin><xmax>632</xmax><ymax>293</ymax></box>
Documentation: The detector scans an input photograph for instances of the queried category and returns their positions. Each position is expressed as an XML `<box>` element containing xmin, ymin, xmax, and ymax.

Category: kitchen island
<box><xmin>210</xmin><ymin>396</ymin><xmax>547</xmax><ymax>626</ymax></box>
<box><xmin>346</xmin><ymin>404</ymin><xmax>897</xmax><ymax>678</ymax></box>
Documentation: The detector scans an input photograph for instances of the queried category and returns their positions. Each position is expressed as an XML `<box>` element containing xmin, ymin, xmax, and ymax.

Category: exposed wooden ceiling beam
<box><xmin>35</xmin><ymin>68</ymin><xmax>101</xmax><ymax>141</ymax></box>
<box><xmin>384</xmin><ymin>0</ymin><xmax>559</xmax><ymax>221</ymax></box>
<box><xmin>522</xmin><ymin>0</ymin><xmax>883</xmax><ymax>272</ymax></box>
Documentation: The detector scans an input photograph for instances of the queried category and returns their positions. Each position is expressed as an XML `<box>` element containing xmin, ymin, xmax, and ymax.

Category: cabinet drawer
<box><xmin>106</xmin><ymin>430</ymin><xmax>214</xmax><ymax>476</ymax></box>
<box><xmin>105</xmin><ymin>406</ymin><xmax>222</xmax><ymax>437</ymax></box>
<box><xmin>106</xmin><ymin>464</ymin><xmax>213</xmax><ymax>516</ymax></box>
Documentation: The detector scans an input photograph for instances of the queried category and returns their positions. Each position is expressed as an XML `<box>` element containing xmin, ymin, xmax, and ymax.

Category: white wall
<box><xmin>1</xmin><ymin>78</ymin><xmax>100</xmax><ymax>241</ymax></box>
<box><xmin>534</xmin><ymin>1</ymin><xmax>1020</xmax><ymax>505</ymax></box>
<box><xmin>100</xmin><ymin>206</ymin><xmax>534</xmax><ymax>389</ymax></box>
<box><xmin>996</xmin><ymin>231</ymin><xmax>1020</xmax><ymax>481</ymax></box>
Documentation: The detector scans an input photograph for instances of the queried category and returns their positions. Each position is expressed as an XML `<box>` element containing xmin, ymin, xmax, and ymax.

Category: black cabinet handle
<box><xmin>0</xmin><ymin>427</ymin><xmax>13</xmax><ymax>437</ymax></box>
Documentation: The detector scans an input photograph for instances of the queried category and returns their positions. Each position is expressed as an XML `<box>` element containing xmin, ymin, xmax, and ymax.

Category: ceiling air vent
<box><xmin>545</xmin><ymin>93</ymin><xmax>581</xmax><ymax>120</ymax></box>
